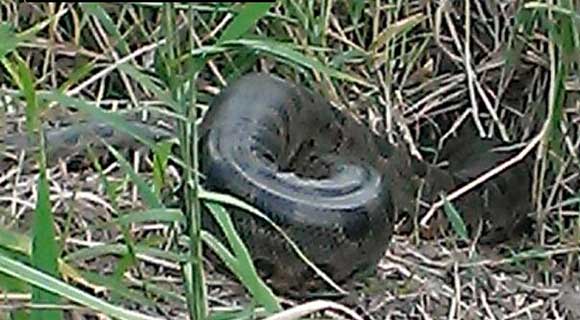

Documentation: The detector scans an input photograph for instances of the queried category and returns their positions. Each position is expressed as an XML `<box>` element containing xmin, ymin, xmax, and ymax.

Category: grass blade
<box><xmin>441</xmin><ymin>195</ymin><xmax>469</xmax><ymax>242</ymax></box>
<box><xmin>13</xmin><ymin>56</ymin><xmax>63</xmax><ymax>320</ymax></box>
<box><xmin>0</xmin><ymin>254</ymin><xmax>160</xmax><ymax>320</ymax></box>
<box><xmin>204</xmin><ymin>203</ymin><xmax>281</xmax><ymax>313</ymax></box>
<box><xmin>217</xmin><ymin>3</ymin><xmax>274</xmax><ymax>44</ymax></box>
<box><xmin>223</xmin><ymin>39</ymin><xmax>374</xmax><ymax>88</ymax></box>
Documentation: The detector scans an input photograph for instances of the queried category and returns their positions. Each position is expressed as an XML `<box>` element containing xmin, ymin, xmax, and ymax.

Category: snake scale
<box><xmin>1</xmin><ymin>72</ymin><xmax>532</xmax><ymax>293</ymax></box>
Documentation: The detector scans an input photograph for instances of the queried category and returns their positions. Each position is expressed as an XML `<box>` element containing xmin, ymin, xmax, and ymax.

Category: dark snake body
<box><xmin>1</xmin><ymin>72</ymin><xmax>532</xmax><ymax>293</ymax></box>
<box><xmin>198</xmin><ymin>73</ymin><xmax>396</xmax><ymax>290</ymax></box>
<box><xmin>1</xmin><ymin>73</ymin><xmax>400</xmax><ymax>292</ymax></box>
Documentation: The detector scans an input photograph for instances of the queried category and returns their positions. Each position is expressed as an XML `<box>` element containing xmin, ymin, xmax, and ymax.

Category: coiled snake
<box><xmin>198</xmin><ymin>73</ymin><xmax>405</xmax><ymax>291</ymax></box>
<box><xmin>1</xmin><ymin>72</ymin><xmax>531</xmax><ymax>293</ymax></box>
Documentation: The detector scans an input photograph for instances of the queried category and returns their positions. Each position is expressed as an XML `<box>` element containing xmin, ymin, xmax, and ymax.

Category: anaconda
<box><xmin>0</xmin><ymin>72</ymin><xmax>532</xmax><ymax>293</ymax></box>
<box><xmin>1</xmin><ymin>73</ymin><xmax>405</xmax><ymax>292</ymax></box>
<box><xmin>197</xmin><ymin>73</ymin><xmax>401</xmax><ymax>291</ymax></box>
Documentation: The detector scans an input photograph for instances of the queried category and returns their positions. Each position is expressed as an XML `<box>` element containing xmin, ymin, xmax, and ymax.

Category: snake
<box><xmin>1</xmin><ymin>73</ymin><xmax>413</xmax><ymax>293</ymax></box>
<box><xmin>197</xmin><ymin>73</ymin><xmax>411</xmax><ymax>292</ymax></box>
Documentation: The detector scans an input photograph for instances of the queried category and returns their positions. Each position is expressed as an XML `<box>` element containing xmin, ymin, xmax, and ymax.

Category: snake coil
<box><xmin>199</xmin><ymin>73</ymin><xmax>395</xmax><ymax>291</ymax></box>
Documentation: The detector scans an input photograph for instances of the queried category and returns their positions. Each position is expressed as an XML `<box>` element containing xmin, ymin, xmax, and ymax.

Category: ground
<box><xmin>0</xmin><ymin>2</ymin><xmax>579</xmax><ymax>319</ymax></box>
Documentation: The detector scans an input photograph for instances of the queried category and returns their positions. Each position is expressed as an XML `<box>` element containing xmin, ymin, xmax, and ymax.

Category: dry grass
<box><xmin>0</xmin><ymin>1</ymin><xmax>579</xmax><ymax>319</ymax></box>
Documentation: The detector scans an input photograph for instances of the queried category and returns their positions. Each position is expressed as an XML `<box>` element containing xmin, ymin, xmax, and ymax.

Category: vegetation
<box><xmin>0</xmin><ymin>1</ymin><xmax>578</xmax><ymax>319</ymax></box>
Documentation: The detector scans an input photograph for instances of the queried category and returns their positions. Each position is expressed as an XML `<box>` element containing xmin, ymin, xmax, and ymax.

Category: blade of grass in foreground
<box><xmin>199</xmin><ymin>190</ymin><xmax>347</xmax><ymax>295</ymax></box>
<box><xmin>0</xmin><ymin>254</ymin><xmax>160</xmax><ymax>320</ymax></box>
<box><xmin>177</xmin><ymin>3</ymin><xmax>277</xmax><ymax>318</ymax></box>
<box><xmin>0</xmin><ymin>221</ymin><xmax>189</xmax><ymax>312</ymax></box>
<box><xmin>0</xmin><ymin>8</ymin><xmax>67</xmax><ymax>59</ymax></box>
<box><xmin>12</xmin><ymin>55</ymin><xmax>63</xmax><ymax>320</ymax></box>
<box><xmin>31</xmin><ymin>167</ymin><xmax>63</xmax><ymax>320</ymax></box>
<box><xmin>155</xmin><ymin>3</ymin><xmax>207</xmax><ymax>319</ymax></box>
<box><xmin>221</xmin><ymin>38</ymin><xmax>374</xmax><ymax>88</ymax></box>
<box><xmin>217</xmin><ymin>3</ymin><xmax>274</xmax><ymax>44</ymax></box>
<box><xmin>204</xmin><ymin>203</ymin><xmax>281</xmax><ymax>312</ymax></box>
<box><xmin>185</xmin><ymin>2</ymin><xmax>274</xmax><ymax>79</ymax></box>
